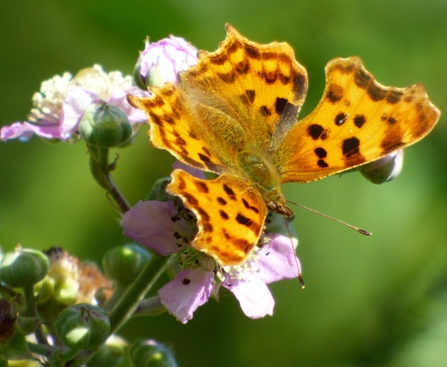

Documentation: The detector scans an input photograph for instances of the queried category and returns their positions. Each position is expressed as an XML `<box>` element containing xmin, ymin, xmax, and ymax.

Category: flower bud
<box><xmin>79</xmin><ymin>102</ymin><xmax>132</xmax><ymax>148</ymax></box>
<box><xmin>86</xmin><ymin>335</ymin><xmax>127</xmax><ymax>367</ymax></box>
<box><xmin>102</xmin><ymin>244</ymin><xmax>151</xmax><ymax>286</ymax></box>
<box><xmin>16</xmin><ymin>315</ymin><xmax>41</xmax><ymax>335</ymax></box>
<box><xmin>55</xmin><ymin>304</ymin><xmax>110</xmax><ymax>350</ymax></box>
<box><xmin>358</xmin><ymin>150</ymin><xmax>404</xmax><ymax>184</ymax></box>
<box><xmin>146</xmin><ymin>178</ymin><xmax>171</xmax><ymax>201</ymax></box>
<box><xmin>129</xmin><ymin>339</ymin><xmax>178</xmax><ymax>367</ymax></box>
<box><xmin>0</xmin><ymin>247</ymin><xmax>49</xmax><ymax>288</ymax></box>
<box><xmin>133</xmin><ymin>36</ymin><xmax>197</xmax><ymax>88</ymax></box>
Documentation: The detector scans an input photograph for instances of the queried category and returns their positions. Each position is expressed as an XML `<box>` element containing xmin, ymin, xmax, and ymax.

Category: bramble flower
<box><xmin>133</xmin><ymin>35</ymin><xmax>198</xmax><ymax>88</ymax></box>
<box><xmin>121</xmin><ymin>164</ymin><xmax>301</xmax><ymax>323</ymax></box>
<box><xmin>1</xmin><ymin>65</ymin><xmax>149</xmax><ymax>142</ymax></box>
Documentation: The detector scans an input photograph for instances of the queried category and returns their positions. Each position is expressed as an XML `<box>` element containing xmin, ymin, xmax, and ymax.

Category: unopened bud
<box><xmin>359</xmin><ymin>150</ymin><xmax>404</xmax><ymax>184</ymax></box>
<box><xmin>55</xmin><ymin>304</ymin><xmax>110</xmax><ymax>350</ymax></box>
<box><xmin>129</xmin><ymin>339</ymin><xmax>178</xmax><ymax>367</ymax></box>
<box><xmin>79</xmin><ymin>102</ymin><xmax>132</xmax><ymax>148</ymax></box>
<box><xmin>0</xmin><ymin>247</ymin><xmax>49</xmax><ymax>288</ymax></box>
<box><xmin>103</xmin><ymin>244</ymin><xmax>151</xmax><ymax>286</ymax></box>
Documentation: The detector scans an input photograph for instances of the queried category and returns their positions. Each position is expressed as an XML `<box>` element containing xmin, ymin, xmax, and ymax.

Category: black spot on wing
<box><xmin>217</xmin><ymin>197</ymin><xmax>227</xmax><ymax>205</ymax></box>
<box><xmin>194</xmin><ymin>181</ymin><xmax>209</xmax><ymax>194</ymax></box>
<box><xmin>335</xmin><ymin>112</ymin><xmax>348</xmax><ymax>126</ymax></box>
<box><xmin>198</xmin><ymin>153</ymin><xmax>212</xmax><ymax>164</ymax></box>
<box><xmin>307</xmin><ymin>124</ymin><xmax>328</xmax><ymax>140</ymax></box>
<box><xmin>236</xmin><ymin>213</ymin><xmax>253</xmax><ymax>227</ymax></box>
<box><xmin>326</xmin><ymin>84</ymin><xmax>344</xmax><ymax>103</ymax></box>
<box><xmin>342</xmin><ymin>137</ymin><xmax>360</xmax><ymax>158</ymax></box>
<box><xmin>259</xmin><ymin>106</ymin><xmax>271</xmax><ymax>116</ymax></box>
<box><xmin>245</xmin><ymin>90</ymin><xmax>255</xmax><ymax>103</ymax></box>
<box><xmin>314</xmin><ymin>147</ymin><xmax>327</xmax><ymax>158</ymax></box>
<box><xmin>275</xmin><ymin>97</ymin><xmax>288</xmax><ymax>114</ymax></box>
<box><xmin>353</xmin><ymin>114</ymin><xmax>366</xmax><ymax>128</ymax></box>
<box><xmin>386</xmin><ymin>90</ymin><xmax>403</xmax><ymax>104</ymax></box>
<box><xmin>219</xmin><ymin>210</ymin><xmax>229</xmax><ymax>220</ymax></box>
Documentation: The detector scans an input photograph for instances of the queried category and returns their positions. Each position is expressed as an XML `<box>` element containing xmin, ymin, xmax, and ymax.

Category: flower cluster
<box><xmin>121</xmin><ymin>163</ymin><xmax>302</xmax><ymax>323</ymax></box>
<box><xmin>1</xmin><ymin>65</ymin><xmax>149</xmax><ymax>142</ymax></box>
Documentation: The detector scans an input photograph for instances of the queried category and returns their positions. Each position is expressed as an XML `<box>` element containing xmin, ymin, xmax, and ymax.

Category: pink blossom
<box><xmin>121</xmin><ymin>163</ymin><xmax>301</xmax><ymax>323</ymax></box>
<box><xmin>135</xmin><ymin>35</ymin><xmax>198</xmax><ymax>87</ymax></box>
<box><xmin>1</xmin><ymin>66</ymin><xmax>149</xmax><ymax>142</ymax></box>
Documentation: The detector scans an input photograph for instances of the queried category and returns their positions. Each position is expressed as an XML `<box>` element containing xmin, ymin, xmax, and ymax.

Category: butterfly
<box><xmin>128</xmin><ymin>24</ymin><xmax>440</xmax><ymax>266</ymax></box>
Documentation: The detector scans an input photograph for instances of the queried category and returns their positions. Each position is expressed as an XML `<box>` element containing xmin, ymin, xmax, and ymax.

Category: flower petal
<box><xmin>109</xmin><ymin>86</ymin><xmax>150</xmax><ymax>124</ymax></box>
<box><xmin>121</xmin><ymin>200</ymin><xmax>193</xmax><ymax>255</ymax></box>
<box><xmin>60</xmin><ymin>87</ymin><xmax>96</xmax><ymax>138</ymax></box>
<box><xmin>255</xmin><ymin>234</ymin><xmax>300</xmax><ymax>284</ymax></box>
<box><xmin>138</xmin><ymin>35</ymin><xmax>197</xmax><ymax>85</ymax></box>
<box><xmin>1</xmin><ymin>122</ymin><xmax>35</xmax><ymax>142</ymax></box>
<box><xmin>224</xmin><ymin>273</ymin><xmax>274</xmax><ymax>318</ymax></box>
<box><xmin>172</xmin><ymin>161</ymin><xmax>205</xmax><ymax>179</ymax></box>
<box><xmin>158</xmin><ymin>268</ymin><xmax>214</xmax><ymax>323</ymax></box>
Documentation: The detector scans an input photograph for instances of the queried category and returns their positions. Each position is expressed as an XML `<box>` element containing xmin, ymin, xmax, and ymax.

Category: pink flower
<box><xmin>1</xmin><ymin>65</ymin><xmax>149</xmax><ymax>142</ymax></box>
<box><xmin>121</xmin><ymin>163</ymin><xmax>301</xmax><ymax>323</ymax></box>
<box><xmin>134</xmin><ymin>35</ymin><xmax>198</xmax><ymax>88</ymax></box>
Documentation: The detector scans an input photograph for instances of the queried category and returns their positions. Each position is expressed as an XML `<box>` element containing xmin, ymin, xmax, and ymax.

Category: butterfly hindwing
<box><xmin>168</xmin><ymin>169</ymin><xmax>267</xmax><ymax>266</ymax></box>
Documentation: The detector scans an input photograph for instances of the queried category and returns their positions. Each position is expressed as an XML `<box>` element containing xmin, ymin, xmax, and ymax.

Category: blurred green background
<box><xmin>1</xmin><ymin>0</ymin><xmax>447</xmax><ymax>366</ymax></box>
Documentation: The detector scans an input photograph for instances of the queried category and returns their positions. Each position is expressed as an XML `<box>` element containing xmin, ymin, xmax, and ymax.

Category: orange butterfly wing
<box><xmin>276</xmin><ymin>57</ymin><xmax>440</xmax><ymax>183</ymax></box>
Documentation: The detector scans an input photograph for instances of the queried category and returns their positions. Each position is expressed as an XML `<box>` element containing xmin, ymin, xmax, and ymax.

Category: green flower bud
<box><xmin>0</xmin><ymin>248</ymin><xmax>49</xmax><ymax>288</ymax></box>
<box><xmin>146</xmin><ymin>178</ymin><xmax>171</xmax><ymax>201</ymax></box>
<box><xmin>129</xmin><ymin>340</ymin><xmax>178</xmax><ymax>367</ymax></box>
<box><xmin>55</xmin><ymin>304</ymin><xmax>110</xmax><ymax>350</ymax></box>
<box><xmin>86</xmin><ymin>335</ymin><xmax>128</xmax><ymax>367</ymax></box>
<box><xmin>103</xmin><ymin>244</ymin><xmax>151</xmax><ymax>286</ymax></box>
<box><xmin>358</xmin><ymin>150</ymin><xmax>404</xmax><ymax>184</ymax></box>
<box><xmin>79</xmin><ymin>102</ymin><xmax>132</xmax><ymax>148</ymax></box>
<box><xmin>16</xmin><ymin>315</ymin><xmax>41</xmax><ymax>335</ymax></box>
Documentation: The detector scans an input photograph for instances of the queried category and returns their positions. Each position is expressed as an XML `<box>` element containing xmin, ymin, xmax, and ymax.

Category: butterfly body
<box><xmin>128</xmin><ymin>24</ymin><xmax>440</xmax><ymax>267</ymax></box>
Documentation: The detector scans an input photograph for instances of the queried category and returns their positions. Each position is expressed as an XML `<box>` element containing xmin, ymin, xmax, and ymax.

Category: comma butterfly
<box><xmin>128</xmin><ymin>24</ymin><xmax>440</xmax><ymax>266</ymax></box>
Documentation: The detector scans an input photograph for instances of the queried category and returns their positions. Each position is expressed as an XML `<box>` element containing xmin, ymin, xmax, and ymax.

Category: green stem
<box><xmin>103</xmin><ymin>283</ymin><xmax>128</xmax><ymax>312</ymax></box>
<box><xmin>133</xmin><ymin>296</ymin><xmax>166</xmax><ymax>317</ymax></box>
<box><xmin>23</xmin><ymin>286</ymin><xmax>48</xmax><ymax>345</ymax></box>
<box><xmin>79</xmin><ymin>253</ymin><xmax>174</xmax><ymax>367</ymax></box>
<box><xmin>27</xmin><ymin>342</ymin><xmax>58</xmax><ymax>357</ymax></box>
<box><xmin>108</xmin><ymin>253</ymin><xmax>174</xmax><ymax>334</ymax></box>
<box><xmin>88</xmin><ymin>145</ymin><xmax>131</xmax><ymax>213</ymax></box>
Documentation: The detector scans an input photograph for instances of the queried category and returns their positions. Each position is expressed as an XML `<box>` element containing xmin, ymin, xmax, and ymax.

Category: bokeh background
<box><xmin>1</xmin><ymin>1</ymin><xmax>447</xmax><ymax>366</ymax></box>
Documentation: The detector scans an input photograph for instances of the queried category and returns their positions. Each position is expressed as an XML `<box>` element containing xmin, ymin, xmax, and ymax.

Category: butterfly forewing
<box><xmin>276</xmin><ymin>57</ymin><xmax>440</xmax><ymax>183</ymax></box>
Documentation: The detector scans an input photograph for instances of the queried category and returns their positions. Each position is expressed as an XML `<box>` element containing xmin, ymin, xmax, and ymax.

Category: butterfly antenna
<box><xmin>286</xmin><ymin>200</ymin><xmax>372</xmax><ymax>236</ymax></box>
<box><xmin>282</xmin><ymin>216</ymin><xmax>305</xmax><ymax>289</ymax></box>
